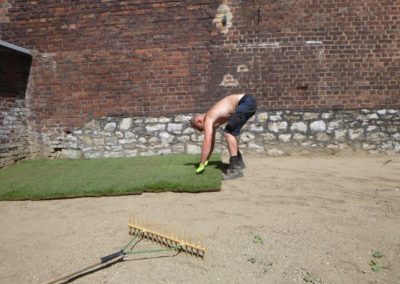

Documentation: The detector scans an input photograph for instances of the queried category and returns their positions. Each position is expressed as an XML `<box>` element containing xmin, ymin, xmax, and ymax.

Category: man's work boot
<box><xmin>222</xmin><ymin>156</ymin><xmax>244</xmax><ymax>180</ymax></box>
<box><xmin>222</xmin><ymin>164</ymin><xmax>243</xmax><ymax>180</ymax></box>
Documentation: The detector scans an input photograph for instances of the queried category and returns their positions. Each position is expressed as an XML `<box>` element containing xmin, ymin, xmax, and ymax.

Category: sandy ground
<box><xmin>0</xmin><ymin>154</ymin><xmax>399</xmax><ymax>284</ymax></box>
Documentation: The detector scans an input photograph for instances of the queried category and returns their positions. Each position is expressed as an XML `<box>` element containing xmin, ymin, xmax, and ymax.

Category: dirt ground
<box><xmin>0</xmin><ymin>154</ymin><xmax>399</xmax><ymax>284</ymax></box>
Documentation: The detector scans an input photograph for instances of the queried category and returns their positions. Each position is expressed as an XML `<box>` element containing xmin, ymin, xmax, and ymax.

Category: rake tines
<box><xmin>128</xmin><ymin>215</ymin><xmax>206</xmax><ymax>258</ymax></box>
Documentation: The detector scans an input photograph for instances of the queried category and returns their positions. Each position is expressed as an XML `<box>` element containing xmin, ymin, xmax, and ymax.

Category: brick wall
<box><xmin>1</xmin><ymin>0</ymin><xmax>218</xmax><ymax>132</ymax></box>
<box><xmin>209</xmin><ymin>0</ymin><xmax>400</xmax><ymax>110</ymax></box>
<box><xmin>2</xmin><ymin>0</ymin><xmax>399</xmax><ymax>123</ymax></box>
<box><xmin>0</xmin><ymin>0</ymin><xmax>10</xmax><ymax>23</ymax></box>
<box><xmin>0</xmin><ymin>0</ymin><xmax>399</xmax><ymax>159</ymax></box>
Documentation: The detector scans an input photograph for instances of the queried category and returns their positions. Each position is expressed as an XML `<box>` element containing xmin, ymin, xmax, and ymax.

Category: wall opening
<box><xmin>0</xmin><ymin>40</ymin><xmax>32</xmax><ymax>99</ymax></box>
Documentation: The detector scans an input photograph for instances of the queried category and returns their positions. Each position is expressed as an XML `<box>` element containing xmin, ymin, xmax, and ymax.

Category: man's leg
<box><xmin>225</xmin><ymin>131</ymin><xmax>245</xmax><ymax>169</ymax></box>
<box><xmin>222</xmin><ymin>132</ymin><xmax>243</xmax><ymax>180</ymax></box>
<box><xmin>224</xmin><ymin>132</ymin><xmax>246</xmax><ymax>169</ymax></box>
<box><xmin>223</xmin><ymin>95</ymin><xmax>256</xmax><ymax>179</ymax></box>
<box><xmin>224</xmin><ymin>132</ymin><xmax>238</xmax><ymax>157</ymax></box>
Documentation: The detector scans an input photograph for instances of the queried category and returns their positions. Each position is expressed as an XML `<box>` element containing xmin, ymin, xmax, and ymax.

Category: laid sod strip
<box><xmin>0</xmin><ymin>154</ymin><xmax>221</xmax><ymax>201</ymax></box>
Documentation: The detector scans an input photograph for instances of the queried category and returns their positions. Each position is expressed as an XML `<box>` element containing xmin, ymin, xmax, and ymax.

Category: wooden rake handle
<box><xmin>42</xmin><ymin>250</ymin><xmax>124</xmax><ymax>284</ymax></box>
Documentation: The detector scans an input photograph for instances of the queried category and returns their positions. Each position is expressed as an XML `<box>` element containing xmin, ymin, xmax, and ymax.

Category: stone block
<box><xmin>175</xmin><ymin>115</ymin><xmax>192</xmax><ymax>122</ymax></box>
<box><xmin>84</xmin><ymin>120</ymin><xmax>101</xmax><ymax>130</ymax></box>
<box><xmin>291</xmin><ymin>121</ymin><xmax>307</xmax><ymax>133</ymax></box>
<box><xmin>118</xmin><ymin>138</ymin><xmax>135</xmax><ymax>145</ymax></box>
<box><xmin>119</xmin><ymin>118</ymin><xmax>133</xmax><ymax>130</ymax></box>
<box><xmin>79</xmin><ymin>135</ymin><xmax>93</xmax><ymax>145</ymax></box>
<box><xmin>303</xmin><ymin>112</ymin><xmax>319</xmax><ymax>120</ymax></box>
<box><xmin>278</xmin><ymin>134</ymin><xmax>291</xmax><ymax>142</ymax></box>
<box><xmin>157</xmin><ymin>148</ymin><xmax>172</xmax><ymax>155</ymax></box>
<box><xmin>269</xmin><ymin>114</ymin><xmax>282</xmax><ymax>121</ymax></box>
<box><xmin>322</xmin><ymin>112</ymin><xmax>333</xmax><ymax>119</ymax></box>
<box><xmin>310</xmin><ymin>121</ymin><xmax>326</xmax><ymax>132</ymax></box>
<box><xmin>335</xmin><ymin>130</ymin><xmax>347</xmax><ymax>142</ymax></box>
<box><xmin>366</xmin><ymin>132</ymin><xmax>389</xmax><ymax>142</ymax></box>
<box><xmin>83</xmin><ymin>151</ymin><xmax>103</xmax><ymax>159</ymax></box>
<box><xmin>249</xmin><ymin>124</ymin><xmax>264</xmax><ymax>132</ymax></box>
<box><xmin>316</xmin><ymin>133</ymin><xmax>330</xmax><ymax>141</ymax></box>
<box><xmin>262</xmin><ymin>132</ymin><xmax>277</xmax><ymax>142</ymax></box>
<box><xmin>145</xmin><ymin>118</ymin><xmax>158</xmax><ymax>123</ymax></box>
<box><xmin>159</xmin><ymin>117</ymin><xmax>171</xmax><ymax>123</ymax></box>
<box><xmin>257</xmin><ymin>112</ymin><xmax>268</xmax><ymax>123</ymax></box>
<box><xmin>240</xmin><ymin>132</ymin><xmax>255</xmax><ymax>143</ymax></box>
<box><xmin>104</xmin><ymin>151</ymin><xmax>124</xmax><ymax>158</ymax></box>
<box><xmin>93</xmin><ymin>138</ymin><xmax>105</xmax><ymax>146</ymax></box>
<box><xmin>124</xmin><ymin>150</ymin><xmax>138</xmax><ymax>157</ymax></box>
<box><xmin>268</xmin><ymin>122</ymin><xmax>287</xmax><ymax>133</ymax></box>
<box><xmin>348</xmin><ymin>129</ymin><xmax>364</xmax><ymax>141</ymax></box>
<box><xmin>141</xmin><ymin>150</ymin><xmax>156</xmax><ymax>156</ymax></box>
<box><xmin>104</xmin><ymin>122</ymin><xmax>117</xmax><ymax>131</ymax></box>
<box><xmin>386</xmin><ymin>126</ymin><xmax>398</xmax><ymax>133</ymax></box>
<box><xmin>167</xmin><ymin>123</ymin><xmax>182</xmax><ymax>133</ymax></box>
<box><xmin>146</xmin><ymin>124</ymin><xmax>165</xmax><ymax>132</ymax></box>
<box><xmin>293</xmin><ymin>133</ymin><xmax>307</xmax><ymax>141</ymax></box>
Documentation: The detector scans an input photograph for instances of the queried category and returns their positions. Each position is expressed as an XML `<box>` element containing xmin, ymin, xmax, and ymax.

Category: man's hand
<box><xmin>196</xmin><ymin>160</ymin><xmax>208</xmax><ymax>174</ymax></box>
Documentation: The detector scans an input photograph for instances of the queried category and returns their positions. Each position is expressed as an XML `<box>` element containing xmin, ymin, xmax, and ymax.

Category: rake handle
<box><xmin>42</xmin><ymin>250</ymin><xmax>124</xmax><ymax>284</ymax></box>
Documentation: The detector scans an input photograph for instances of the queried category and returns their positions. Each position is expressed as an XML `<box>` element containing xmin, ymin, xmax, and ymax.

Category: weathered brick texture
<box><xmin>2</xmin><ymin>0</ymin><xmax>218</xmax><ymax>132</ymax></box>
<box><xmin>0</xmin><ymin>0</ymin><xmax>399</xmax><ymax>159</ymax></box>
<box><xmin>2</xmin><ymin>0</ymin><xmax>399</xmax><ymax>129</ymax></box>
<box><xmin>0</xmin><ymin>0</ymin><xmax>10</xmax><ymax>23</ymax></box>
<box><xmin>209</xmin><ymin>0</ymin><xmax>400</xmax><ymax>110</ymax></box>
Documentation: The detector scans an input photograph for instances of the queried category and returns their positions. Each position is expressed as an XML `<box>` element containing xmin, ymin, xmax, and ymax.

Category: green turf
<box><xmin>0</xmin><ymin>154</ymin><xmax>222</xmax><ymax>201</ymax></box>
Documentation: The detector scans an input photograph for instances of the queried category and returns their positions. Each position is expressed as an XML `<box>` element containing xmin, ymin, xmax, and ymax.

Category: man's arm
<box><xmin>200</xmin><ymin>121</ymin><xmax>214</xmax><ymax>164</ymax></box>
<box><xmin>207</xmin><ymin>130</ymin><xmax>216</xmax><ymax>161</ymax></box>
<box><xmin>195</xmin><ymin>122</ymin><xmax>214</xmax><ymax>174</ymax></box>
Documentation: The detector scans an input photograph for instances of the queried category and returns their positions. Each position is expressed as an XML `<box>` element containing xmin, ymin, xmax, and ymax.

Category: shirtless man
<box><xmin>191</xmin><ymin>94</ymin><xmax>257</xmax><ymax>180</ymax></box>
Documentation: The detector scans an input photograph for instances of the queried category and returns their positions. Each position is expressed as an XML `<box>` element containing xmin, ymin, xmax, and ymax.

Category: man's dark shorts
<box><xmin>224</xmin><ymin>94</ymin><xmax>257</xmax><ymax>136</ymax></box>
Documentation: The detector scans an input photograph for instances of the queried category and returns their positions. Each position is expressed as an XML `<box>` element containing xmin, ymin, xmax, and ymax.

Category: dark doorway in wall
<box><xmin>0</xmin><ymin>40</ymin><xmax>32</xmax><ymax>99</ymax></box>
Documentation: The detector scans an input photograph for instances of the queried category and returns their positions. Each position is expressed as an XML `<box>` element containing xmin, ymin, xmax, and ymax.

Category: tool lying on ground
<box><xmin>43</xmin><ymin>215</ymin><xmax>205</xmax><ymax>284</ymax></box>
<box><xmin>128</xmin><ymin>215</ymin><xmax>206</xmax><ymax>258</ymax></box>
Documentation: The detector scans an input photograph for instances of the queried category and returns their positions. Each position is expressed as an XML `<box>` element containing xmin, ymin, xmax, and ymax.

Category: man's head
<box><xmin>191</xmin><ymin>114</ymin><xmax>205</xmax><ymax>132</ymax></box>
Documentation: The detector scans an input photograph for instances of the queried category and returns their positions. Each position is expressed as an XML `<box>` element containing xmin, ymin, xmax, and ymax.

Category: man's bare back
<box><xmin>205</xmin><ymin>94</ymin><xmax>245</xmax><ymax>128</ymax></box>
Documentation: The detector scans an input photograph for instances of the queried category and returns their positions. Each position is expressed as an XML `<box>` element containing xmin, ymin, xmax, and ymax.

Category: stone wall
<box><xmin>50</xmin><ymin>109</ymin><xmax>400</xmax><ymax>160</ymax></box>
<box><xmin>0</xmin><ymin>97</ymin><xmax>29</xmax><ymax>167</ymax></box>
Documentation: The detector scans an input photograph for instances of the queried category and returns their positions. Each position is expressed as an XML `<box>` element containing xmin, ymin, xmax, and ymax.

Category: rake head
<box><xmin>128</xmin><ymin>215</ymin><xmax>206</xmax><ymax>258</ymax></box>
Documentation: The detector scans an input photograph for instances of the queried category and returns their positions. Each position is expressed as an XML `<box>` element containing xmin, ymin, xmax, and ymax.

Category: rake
<box><xmin>128</xmin><ymin>215</ymin><xmax>206</xmax><ymax>258</ymax></box>
<box><xmin>42</xmin><ymin>215</ymin><xmax>205</xmax><ymax>284</ymax></box>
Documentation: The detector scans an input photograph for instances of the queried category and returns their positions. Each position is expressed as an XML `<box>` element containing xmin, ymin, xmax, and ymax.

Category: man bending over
<box><xmin>191</xmin><ymin>94</ymin><xmax>257</xmax><ymax>180</ymax></box>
